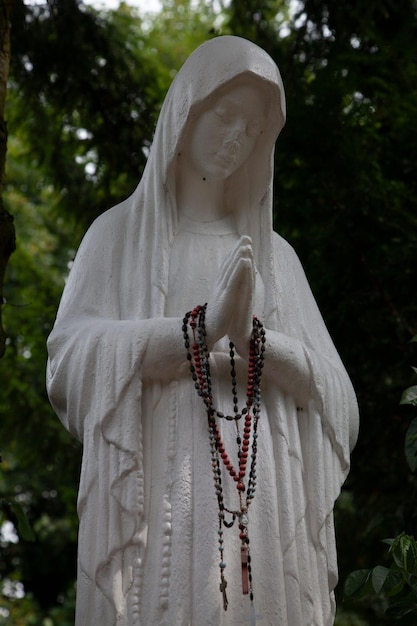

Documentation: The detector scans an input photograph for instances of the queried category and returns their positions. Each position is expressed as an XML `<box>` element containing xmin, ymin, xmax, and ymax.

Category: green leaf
<box><xmin>390</xmin><ymin>534</ymin><xmax>417</xmax><ymax>574</ymax></box>
<box><xmin>371</xmin><ymin>565</ymin><xmax>404</xmax><ymax>597</ymax></box>
<box><xmin>400</xmin><ymin>386</ymin><xmax>417</xmax><ymax>406</ymax></box>
<box><xmin>383</xmin><ymin>538</ymin><xmax>395</xmax><ymax>547</ymax></box>
<box><xmin>9</xmin><ymin>501</ymin><xmax>35</xmax><ymax>542</ymax></box>
<box><xmin>405</xmin><ymin>418</ymin><xmax>417</xmax><ymax>472</ymax></box>
<box><xmin>344</xmin><ymin>569</ymin><xmax>372</xmax><ymax>599</ymax></box>
<box><xmin>407</xmin><ymin>573</ymin><xmax>417</xmax><ymax>594</ymax></box>
<box><xmin>372</xmin><ymin>565</ymin><xmax>391</xmax><ymax>594</ymax></box>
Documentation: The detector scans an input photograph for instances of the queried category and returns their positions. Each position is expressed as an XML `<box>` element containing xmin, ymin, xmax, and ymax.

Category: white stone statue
<box><xmin>47</xmin><ymin>36</ymin><xmax>359</xmax><ymax>626</ymax></box>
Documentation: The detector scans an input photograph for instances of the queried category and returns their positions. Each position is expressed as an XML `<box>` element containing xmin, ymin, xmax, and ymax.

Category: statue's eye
<box><xmin>214</xmin><ymin>105</ymin><xmax>233</xmax><ymax>123</ymax></box>
<box><xmin>246</xmin><ymin>119</ymin><xmax>263</xmax><ymax>137</ymax></box>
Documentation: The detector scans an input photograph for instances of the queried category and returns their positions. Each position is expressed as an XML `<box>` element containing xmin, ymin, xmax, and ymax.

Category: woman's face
<box><xmin>184</xmin><ymin>79</ymin><xmax>268</xmax><ymax>181</ymax></box>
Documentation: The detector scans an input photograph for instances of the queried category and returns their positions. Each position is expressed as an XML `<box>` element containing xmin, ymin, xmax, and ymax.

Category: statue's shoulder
<box><xmin>80</xmin><ymin>200</ymin><xmax>132</xmax><ymax>250</ymax></box>
<box><xmin>271</xmin><ymin>230</ymin><xmax>299</xmax><ymax>261</ymax></box>
<box><xmin>91</xmin><ymin>201</ymin><xmax>130</xmax><ymax>234</ymax></box>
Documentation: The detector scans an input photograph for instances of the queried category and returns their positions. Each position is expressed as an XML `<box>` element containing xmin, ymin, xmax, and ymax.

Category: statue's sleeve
<box><xmin>270</xmin><ymin>232</ymin><xmax>359</xmax><ymax>454</ymax></box>
<box><xmin>46</xmin><ymin>213</ymin><xmax>149</xmax><ymax>620</ymax></box>
<box><xmin>46</xmin><ymin>210</ymin><xmax>147</xmax><ymax>443</ymax></box>
<box><xmin>266</xmin><ymin>234</ymin><xmax>359</xmax><ymax>611</ymax></box>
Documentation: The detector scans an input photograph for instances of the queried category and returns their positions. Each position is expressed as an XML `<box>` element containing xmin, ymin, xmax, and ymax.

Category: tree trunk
<box><xmin>0</xmin><ymin>0</ymin><xmax>16</xmax><ymax>358</ymax></box>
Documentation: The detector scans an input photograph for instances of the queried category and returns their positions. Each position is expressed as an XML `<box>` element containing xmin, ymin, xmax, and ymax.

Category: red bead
<box><xmin>237</xmin><ymin>482</ymin><xmax>245</xmax><ymax>491</ymax></box>
<box><xmin>240</xmin><ymin>532</ymin><xmax>246</xmax><ymax>540</ymax></box>
<box><xmin>239</xmin><ymin>470</ymin><xmax>245</xmax><ymax>478</ymax></box>
<box><xmin>233</xmin><ymin>475</ymin><xmax>239</xmax><ymax>482</ymax></box>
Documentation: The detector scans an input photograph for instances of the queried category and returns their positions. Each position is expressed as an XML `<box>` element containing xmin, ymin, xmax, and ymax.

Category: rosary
<box><xmin>182</xmin><ymin>304</ymin><xmax>265</xmax><ymax>613</ymax></box>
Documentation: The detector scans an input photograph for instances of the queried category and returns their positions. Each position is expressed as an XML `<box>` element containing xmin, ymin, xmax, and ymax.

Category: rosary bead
<box><xmin>184</xmin><ymin>308</ymin><xmax>265</xmax><ymax>610</ymax></box>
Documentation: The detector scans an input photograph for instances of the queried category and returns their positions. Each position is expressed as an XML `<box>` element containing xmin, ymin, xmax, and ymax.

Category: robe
<box><xmin>47</xmin><ymin>35</ymin><xmax>359</xmax><ymax>626</ymax></box>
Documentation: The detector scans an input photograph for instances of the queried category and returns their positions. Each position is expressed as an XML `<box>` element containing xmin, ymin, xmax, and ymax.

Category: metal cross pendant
<box><xmin>244</xmin><ymin>604</ymin><xmax>263</xmax><ymax>625</ymax></box>
<box><xmin>219</xmin><ymin>575</ymin><xmax>228</xmax><ymax>611</ymax></box>
<box><xmin>241</xmin><ymin>544</ymin><xmax>249</xmax><ymax>594</ymax></box>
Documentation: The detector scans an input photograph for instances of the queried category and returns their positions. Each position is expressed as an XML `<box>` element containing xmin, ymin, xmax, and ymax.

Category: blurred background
<box><xmin>0</xmin><ymin>0</ymin><xmax>416</xmax><ymax>623</ymax></box>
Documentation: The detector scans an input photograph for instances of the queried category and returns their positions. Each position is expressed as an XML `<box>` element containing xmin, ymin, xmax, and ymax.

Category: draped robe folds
<box><xmin>46</xmin><ymin>36</ymin><xmax>359</xmax><ymax>626</ymax></box>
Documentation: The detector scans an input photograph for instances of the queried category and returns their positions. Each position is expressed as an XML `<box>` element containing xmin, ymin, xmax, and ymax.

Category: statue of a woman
<box><xmin>47</xmin><ymin>36</ymin><xmax>359</xmax><ymax>626</ymax></box>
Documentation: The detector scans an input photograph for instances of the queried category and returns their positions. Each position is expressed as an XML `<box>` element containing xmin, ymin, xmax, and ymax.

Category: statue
<box><xmin>47</xmin><ymin>36</ymin><xmax>359</xmax><ymax>625</ymax></box>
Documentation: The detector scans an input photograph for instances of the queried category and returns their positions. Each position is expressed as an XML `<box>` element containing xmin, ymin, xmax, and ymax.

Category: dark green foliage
<box><xmin>344</xmin><ymin>363</ymin><xmax>417</xmax><ymax>622</ymax></box>
<box><xmin>10</xmin><ymin>0</ymin><xmax>163</xmax><ymax>228</ymax></box>
<box><xmin>345</xmin><ymin>533</ymin><xmax>417</xmax><ymax>623</ymax></box>
<box><xmin>1</xmin><ymin>133</ymin><xmax>81</xmax><ymax>622</ymax></box>
<box><xmin>1</xmin><ymin>0</ymin><xmax>417</xmax><ymax>623</ymax></box>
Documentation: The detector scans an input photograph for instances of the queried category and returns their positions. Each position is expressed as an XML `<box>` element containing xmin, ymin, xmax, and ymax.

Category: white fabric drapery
<box><xmin>47</xmin><ymin>36</ymin><xmax>359</xmax><ymax>625</ymax></box>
